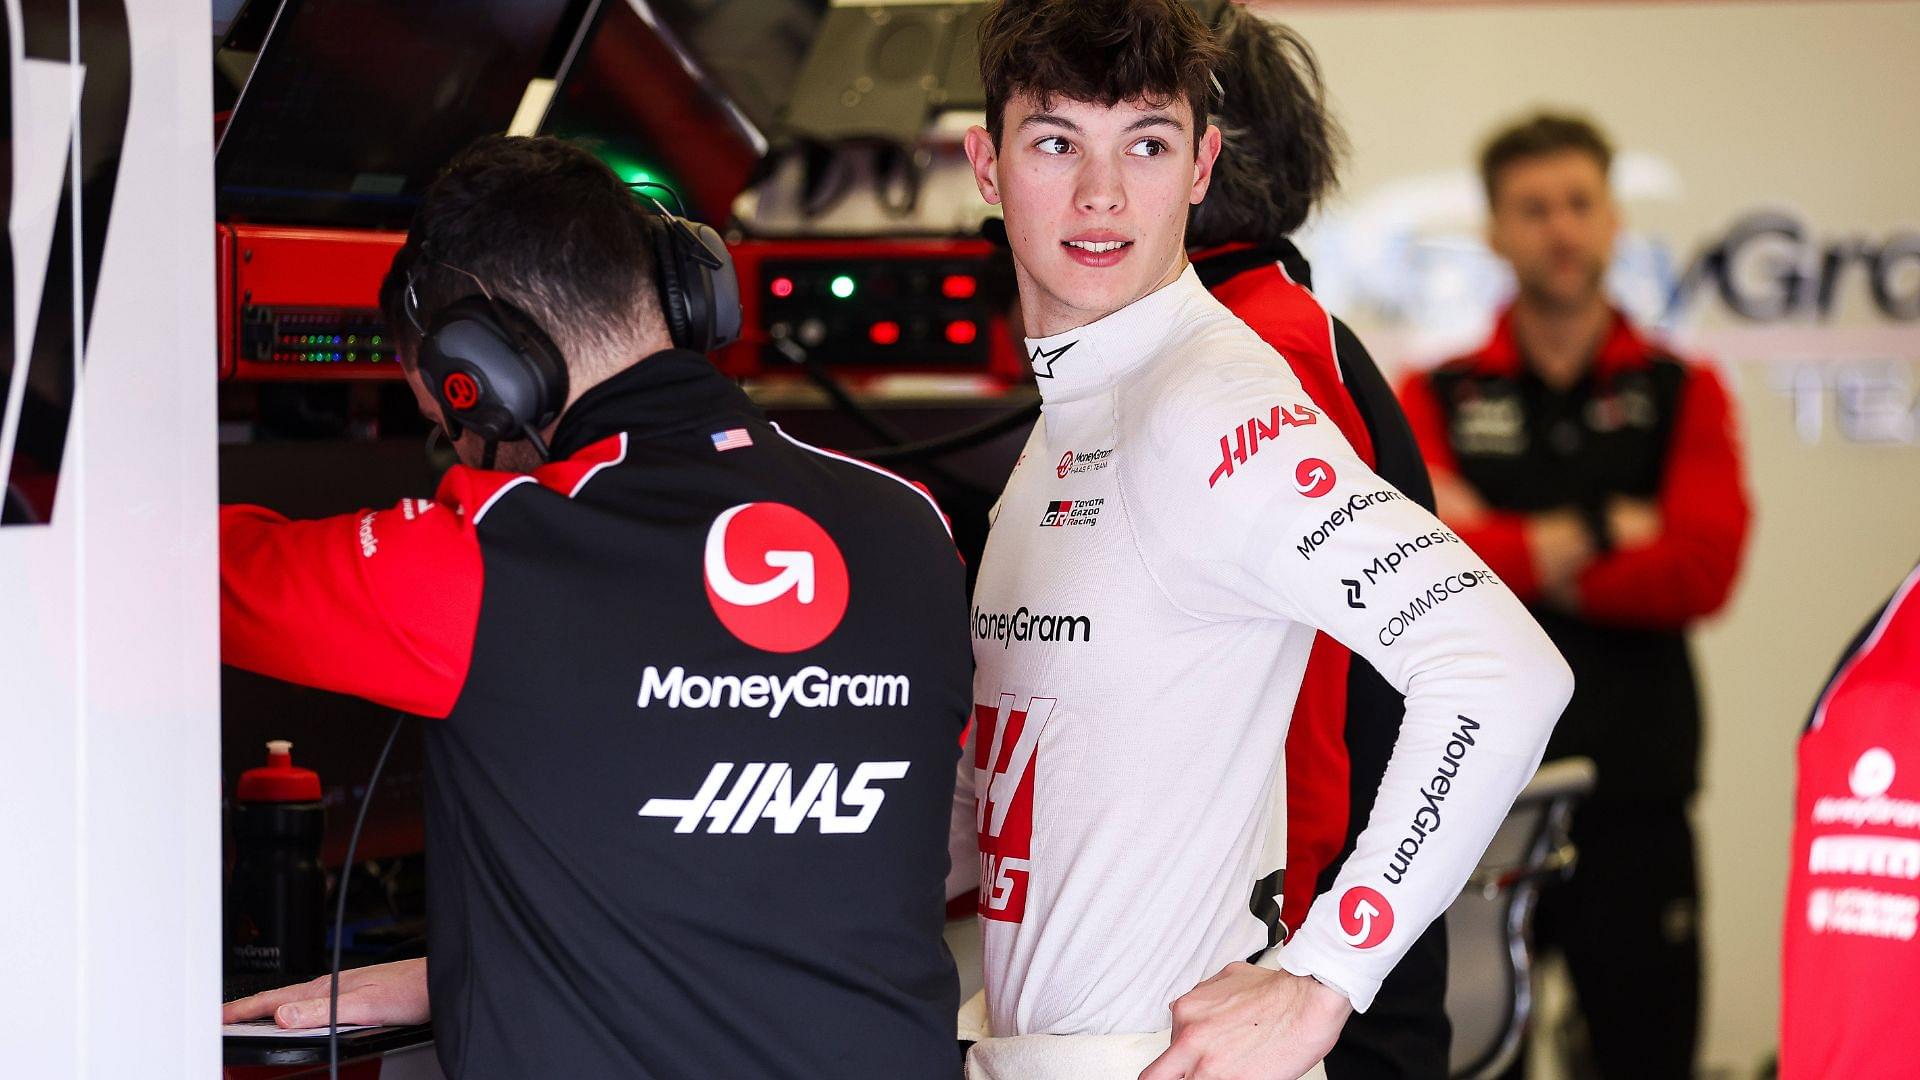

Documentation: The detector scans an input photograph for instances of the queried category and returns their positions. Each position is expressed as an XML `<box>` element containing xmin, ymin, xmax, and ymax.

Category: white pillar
<box><xmin>0</xmin><ymin>1</ymin><xmax>217</xmax><ymax>1075</ymax></box>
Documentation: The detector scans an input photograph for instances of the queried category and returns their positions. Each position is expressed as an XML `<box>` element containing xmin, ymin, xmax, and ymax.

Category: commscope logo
<box><xmin>1376</xmin><ymin>572</ymin><xmax>1500</xmax><ymax>646</ymax></box>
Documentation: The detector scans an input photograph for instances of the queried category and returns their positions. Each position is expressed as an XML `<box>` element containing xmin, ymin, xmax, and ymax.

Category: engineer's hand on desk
<box><xmin>221</xmin><ymin>957</ymin><xmax>429</xmax><ymax>1028</ymax></box>
<box><xmin>1139</xmin><ymin>962</ymin><xmax>1350</xmax><ymax>1080</ymax></box>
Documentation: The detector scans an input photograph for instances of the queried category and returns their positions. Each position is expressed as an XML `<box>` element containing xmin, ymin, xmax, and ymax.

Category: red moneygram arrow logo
<box><xmin>1295</xmin><ymin>457</ymin><xmax>1336</xmax><ymax>498</ymax></box>
<box><xmin>1339</xmin><ymin>885</ymin><xmax>1394</xmax><ymax>949</ymax></box>
<box><xmin>703</xmin><ymin>502</ymin><xmax>849</xmax><ymax>653</ymax></box>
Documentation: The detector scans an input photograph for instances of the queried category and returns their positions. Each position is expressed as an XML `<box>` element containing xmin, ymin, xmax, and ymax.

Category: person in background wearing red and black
<box><xmin>1186</xmin><ymin>8</ymin><xmax>1449</xmax><ymax>1077</ymax></box>
<box><xmin>1397</xmin><ymin>112</ymin><xmax>1752</xmax><ymax>1078</ymax></box>
<box><xmin>1781</xmin><ymin>560</ymin><xmax>1920</xmax><ymax>1080</ymax></box>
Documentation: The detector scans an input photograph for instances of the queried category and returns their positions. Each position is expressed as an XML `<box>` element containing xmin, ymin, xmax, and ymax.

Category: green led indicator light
<box><xmin>830</xmin><ymin>275</ymin><xmax>856</xmax><ymax>299</ymax></box>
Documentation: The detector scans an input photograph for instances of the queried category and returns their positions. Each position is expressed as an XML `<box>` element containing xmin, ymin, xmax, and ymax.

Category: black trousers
<box><xmin>1513</xmin><ymin>798</ymin><xmax>1701</xmax><ymax>1080</ymax></box>
<box><xmin>1325</xmin><ymin>918</ymin><xmax>1452</xmax><ymax>1079</ymax></box>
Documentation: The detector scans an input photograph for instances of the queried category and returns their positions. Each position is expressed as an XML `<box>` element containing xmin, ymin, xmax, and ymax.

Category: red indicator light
<box><xmin>770</xmin><ymin>276</ymin><xmax>795</xmax><ymax>298</ymax></box>
<box><xmin>869</xmin><ymin>320</ymin><xmax>902</xmax><ymax>346</ymax></box>
<box><xmin>945</xmin><ymin>320</ymin><xmax>978</xmax><ymax>345</ymax></box>
<box><xmin>941</xmin><ymin>274</ymin><xmax>977</xmax><ymax>299</ymax></box>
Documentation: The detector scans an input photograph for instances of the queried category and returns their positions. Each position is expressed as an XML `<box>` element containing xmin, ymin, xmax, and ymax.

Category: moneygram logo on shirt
<box><xmin>704</xmin><ymin>502</ymin><xmax>850</xmax><ymax>653</ymax></box>
<box><xmin>1815</xmin><ymin>748</ymin><xmax>1920</xmax><ymax>828</ymax></box>
<box><xmin>1057</xmin><ymin>447</ymin><xmax>1114</xmax><ymax>479</ymax></box>
<box><xmin>975</xmin><ymin>694</ymin><xmax>1056</xmax><ymax>921</ymax></box>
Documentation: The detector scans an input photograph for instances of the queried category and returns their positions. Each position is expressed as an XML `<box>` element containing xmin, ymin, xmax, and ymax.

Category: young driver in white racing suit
<box><xmin>947</xmin><ymin>4</ymin><xmax>1574</xmax><ymax>1077</ymax></box>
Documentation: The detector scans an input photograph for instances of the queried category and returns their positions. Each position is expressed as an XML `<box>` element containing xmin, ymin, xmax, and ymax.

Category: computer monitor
<box><xmin>216</xmin><ymin>0</ymin><xmax>586</xmax><ymax>229</ymax></box>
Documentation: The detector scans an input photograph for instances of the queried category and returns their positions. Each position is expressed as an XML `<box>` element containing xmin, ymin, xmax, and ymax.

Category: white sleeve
<box><xmin>1128</xmin><ymin>362</ymin><xmax>1573</xmax><ymax>1012</ymax></box>
<box><xmin>946</xmin><ymin>724</ymin><xmax>981</xmax><ymax>902</ymax></box>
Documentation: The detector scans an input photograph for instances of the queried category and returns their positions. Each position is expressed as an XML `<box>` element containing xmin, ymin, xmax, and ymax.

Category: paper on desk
<box><xmin>222</xmin><ymin>1021</ymin><xmax>376</xmax><ymax>1038</ymax></box>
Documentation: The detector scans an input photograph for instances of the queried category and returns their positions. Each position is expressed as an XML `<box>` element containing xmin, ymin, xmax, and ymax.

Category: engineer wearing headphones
<box><xmin>218</xmin><ymin>135</ymin><xmax>971</xmax><ymax>1079</ymax></box>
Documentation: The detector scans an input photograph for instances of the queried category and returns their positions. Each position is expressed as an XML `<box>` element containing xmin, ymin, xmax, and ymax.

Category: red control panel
<box><xmin>217</xmin><ymin>226</ymin><xmax>1022</xmax><ymax>382</ymax></box>
<box><xmin>218</xmin><ymin>224</ymin><xmax>406</xmax><ymax>381</ymax></box>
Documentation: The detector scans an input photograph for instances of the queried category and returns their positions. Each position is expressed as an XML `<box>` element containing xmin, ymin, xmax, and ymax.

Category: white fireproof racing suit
<box><xmin>953</xmin><ymin>265</ymin><xmax>1573</xmax><ymax>1037</ymax></box>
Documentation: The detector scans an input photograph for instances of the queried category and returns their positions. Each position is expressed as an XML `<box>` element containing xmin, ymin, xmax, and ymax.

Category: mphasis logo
<box><xmin>0</xmin><ymin>0</ymin><xmax>133</xmax><ymax>526</ymax></box>
<box><xmin>638</xmin><ymin>761</ymin><xmax>910</xmax><ymax>835</ymax></box>
<box><xmin>974</xmin><ymin>693</ymin><xmax>1055</xmax><ymax>921</ymax></box>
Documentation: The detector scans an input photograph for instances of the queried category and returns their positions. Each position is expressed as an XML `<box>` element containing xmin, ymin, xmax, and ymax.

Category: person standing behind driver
<box><xmin>1397</xmin><ymin>112</ymin><xmax>1752</xmax><ymax>1078</ymax></box>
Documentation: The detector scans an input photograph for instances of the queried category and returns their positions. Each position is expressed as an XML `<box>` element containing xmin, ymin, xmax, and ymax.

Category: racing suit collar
<box><xmin>1022</xmin><ymin>264</ymin><xmax>1210</xmax><ymax>402</ymax></box>
<box><xmin>549</xmin><ymin>347</ymin><xmax>760</xmax><ymax>460</ymax></box>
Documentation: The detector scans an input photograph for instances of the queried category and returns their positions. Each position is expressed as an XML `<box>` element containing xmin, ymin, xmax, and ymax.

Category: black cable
<box><xmin>520</xmin><ymin>422</ymin><xmax>553</xmax><ymax>464</ymax></box>
<box><xmin>770</xmin><ymin>338</ymin><xmax>911</xmax><ymax>447</ymax></box>
<box><xmin>854</xmin><ymin>399</ymin><xmax>1041</xmax><ymax>465</ymax></box>
<box><xmin>330</xmin><ymin>715</ymin><xmax>407</xmax><ymax>1080</ymax></box>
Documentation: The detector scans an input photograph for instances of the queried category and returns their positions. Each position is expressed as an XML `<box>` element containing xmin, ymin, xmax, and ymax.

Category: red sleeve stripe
<box><xmin>1812</xmin><ymin>562</ymin><xmax>1920</xmax><ymax>731</ymax></box>
<box><xmin>767</xmin><ymin>423</ymin><xmax>955</xmax><ymax>540</ymax></box>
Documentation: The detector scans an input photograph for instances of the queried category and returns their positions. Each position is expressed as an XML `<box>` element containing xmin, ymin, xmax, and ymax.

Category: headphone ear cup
<box><xmin>647</xmin><ymin>214</ymin><xmax>694</xmax><ymax>350</ymax></box>
<box><xmin>418</xmin><ymin>296</ymin><xmax>569</xmax><ymax>443</ymax></box>
<box><xmin>682</xmin><ymin>221</ymin><xmax>742</xmax><ymax>352</ymax></box>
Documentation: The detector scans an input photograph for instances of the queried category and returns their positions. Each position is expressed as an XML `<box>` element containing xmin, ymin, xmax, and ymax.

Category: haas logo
<box><xmin>1339</xmin><ymin>886</ymin><xmax>1394</xmax><ymax>949</ymax></box>
<box><xmin>442</xmin><ymin>371</ymin><xmax>481</xmax><ymax>411</ymax></box>
<box><xmin>974</xmin><ymin>694</ymin><xmax>1057</xmax><ymax>923</ymax></box>
<box><xmin>704</xmin><ymin>503</ymin><xmax>850</xmax><ymax>653</ymax></box>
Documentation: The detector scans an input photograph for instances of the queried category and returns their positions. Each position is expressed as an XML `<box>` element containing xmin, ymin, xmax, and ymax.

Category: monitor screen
<box><xmin>216</xmin><ymin>0</ymin><xmax>585</xmax><ymax>229</ymax></box>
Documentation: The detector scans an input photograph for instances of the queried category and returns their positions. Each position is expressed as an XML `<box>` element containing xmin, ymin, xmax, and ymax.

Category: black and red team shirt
<box><xmin>222</xmin><ymin>349</ymin><xmax>970</xmax><ymax>1079</ymax></box>
<box><xmin>1782</xmin><ymin>561</ymin><xmax>1920</xmax><ymax>1079</ymax></box>
<box><xmin>1398</xmin><ymin>309</ymin><xmax>1752</xmax><ymax>801</ymax></box>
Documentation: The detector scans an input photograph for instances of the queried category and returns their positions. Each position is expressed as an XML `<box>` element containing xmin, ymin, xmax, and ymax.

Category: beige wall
<box><xmin>1259</xmin><ymin>1</ymin><xmax>1920</xmax><ymax>1073</ymax></box>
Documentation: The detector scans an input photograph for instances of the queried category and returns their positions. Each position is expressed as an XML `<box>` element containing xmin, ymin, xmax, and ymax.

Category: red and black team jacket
<box><xmin>1398</xmin><ymin>309</ymin><xmax>1751</xmax><ymax>801</ymax></box>
<box><xmin>222</xmin><ymin>350</ymin><xmax>970</xmax><ymax>1079</ymax></box>
<box><xmin>1782</xmin><ymin>561</ymin><xmax>1920</xmax><ymax>1080</ymax></box>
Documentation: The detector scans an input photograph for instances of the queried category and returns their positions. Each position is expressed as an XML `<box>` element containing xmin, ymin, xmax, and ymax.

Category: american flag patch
<box><xmin>711</xmin><ymin>428</ymin><xmax>753</xmax><ymax>452</ymax></box>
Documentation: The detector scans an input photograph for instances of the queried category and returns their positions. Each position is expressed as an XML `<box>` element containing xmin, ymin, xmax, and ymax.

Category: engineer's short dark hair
<box><xmin>1478</xmin><ymin>111</ymin><xmax>1614</xmax><ymax>207</ymax></box>
<box><xmin>977</xmin><ymin>0</ymin><xmax>1225</xmax><ymax>150</ymax></box>
<box><xmin>378</xmin><ymin>135</ymin><xmax>662</xmax><ymax>374</ymax></box>
<box><xmin>1186</xmin><ymin>7</ymin><xmax>1345</xmax><ymax>247</ymax></box>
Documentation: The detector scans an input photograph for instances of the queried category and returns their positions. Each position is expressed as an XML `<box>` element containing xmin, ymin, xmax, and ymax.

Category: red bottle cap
<box><xmin>237</xmin><ymin>740</ymin><xmax>322</xmax><ymax>803</ymax></box>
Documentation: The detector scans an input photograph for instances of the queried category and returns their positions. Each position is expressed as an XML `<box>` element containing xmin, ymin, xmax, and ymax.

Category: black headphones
<box><xmin>408</xmin><ymin>194</ymin><xmax>741</xmax><ymax>459</ymax></box>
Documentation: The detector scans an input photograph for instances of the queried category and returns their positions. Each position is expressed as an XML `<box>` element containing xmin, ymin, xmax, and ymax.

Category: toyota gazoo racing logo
<box><xmin>704</xmin><ymin>502</ymin><xmax>849</xmax><ymax>653</ymax></box>
<box><xmin>1039</xmin><ymin>498</ymin><xmax>1103</xmax><ymax>527</ymax></box>
<box><xmin>1294</xmin><ymin>457</ymin><xmax>1337</xmax><ymax>498</ymax></box>
<box><xmin>1339</xmin><ymin>886</ymin><xmax>1394</xmax><ymax>949</ymax></box>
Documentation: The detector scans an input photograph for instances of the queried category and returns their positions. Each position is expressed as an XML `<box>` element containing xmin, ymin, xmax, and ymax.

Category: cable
<box><xmin>330</xmin><ymin>715</ymin><xmax>406</xmax><ymax>1080</ymax></box>
<box><xmin>520</xmin><ymin>422</ymin><xmax>553</xmax><ymax>464</ymax></box>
